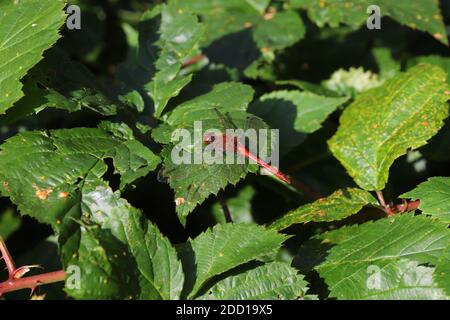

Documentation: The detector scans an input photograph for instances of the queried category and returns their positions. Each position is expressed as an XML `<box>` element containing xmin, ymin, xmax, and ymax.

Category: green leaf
<box><xmin>149</xmin><ymin>2</ymin><xmax>204</xmax><ymax>118</ymax></box>
<box><xmin>66</xmin><ymin>183</ymin><xmax>184</xmax><ymax>300</ymax></box>
<box><xmin>211</xmin><ymin>185</ymin><xmax>256</xmax><ymax>224</ymax></box>
<box><xmin>183</xmin><ymin>223</ymin><xmax>288</xmax><ymax>298</ymax></box>
<box><xmin>325</xmin><ymin>258</ymin><xmax>447</xmax><ymax>299</ymax></box>
<box><xmin>153</xmin><ymin>82</ymin><xmax>269</xmax><ymax>225</ymax></box>
<box><xmin>289</xmin><ymin>0</ymin><xmax>448</xmax><ymax>45</ymax></box>
<box><xmin>0</xmin><ymin>0</ymin><xmax>66</xmax><ymax>113</ymax></box>
<box><xmin>275</xmin><ymin>80</ymin><xmax>340</xmax><ymax>97</ymax></box>
<box><xmin>328</xmin><ymin>64</ymin><xmax>450</xmax><ymax>191</ymax></box>
<box><xmin>1</xmin><ymin>49</ymin><xmax>119</xmax><ymax>125</ymax></box>
<box><xmin>250</xmin><ymin>90</ymin><xmax>348</xmax><ymax>153</ymax></box>
<box><xmin>153</xmin><ymin>82</ymin><xmax>255</xmax><ymax>142</ymax></box>
<box><xmin>253</xmin><ymin>11</ymin><xmax>305</xmax><ymax>52</ymax></box>
<box><xmin>178</xmin><ymin>1</ymin><xmax>305</xmax><ymax>69</ymax></box>
<box><xmin>372</xmin><ymin>47</ymin><xmax>400</xmax><ymax>80</ymax></box>
<box><xmin>245</xmin><ymin>0</ymin><xmax>270</xmax><ymax>15</ymax></box>
<box><xmin>401</xmin><ymin>177</ymin><xmax>450</xmax><ymax>223</ymax></box>
<box><xmin>407</xmin><ymin>55</ymin><xmax>450</xmax><ymax>84</ymax></box>
<box><xmin>295</xmin><ymin>213</ymin><xmax>450</xmax><ymax>299</ymax></box>
<box><xmin>65</xmin><ymin>226</ymin><xmax>142</xmax><ymax>300</ymax></box>
<box><xmin>269</xmin><ymin>188</ymin><xmax>377</xmax><ymax>230</ymax></box>
<box><xmin>434</xmin><ymin>247</ymin><xmax>450</xmax><ymax>296</ymax></box>
<box><xmin>0</xmin><ymin>123</ymin><xmax>160</xmax><ymax>230</ymax></box>
<box><xmin>197</xmin><ymin>262</ymin><xmax>308</xmax><ymax>300</ymax></box>
<box><xmin>0</xmin><ymin>209</ymin><xmax>21</xmax><ymax>240</ymax></box>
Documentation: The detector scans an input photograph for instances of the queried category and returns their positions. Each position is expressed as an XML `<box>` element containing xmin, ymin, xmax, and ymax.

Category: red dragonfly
<box><xmin>203</xmin><ymin>110</ymin><xmax>292</xmax><ymax>184</ymax></box>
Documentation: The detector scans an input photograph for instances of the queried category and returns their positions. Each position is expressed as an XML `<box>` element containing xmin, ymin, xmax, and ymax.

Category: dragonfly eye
<box><xmin>203</xmin><ymin>133</ymin><xmax>216</xmax><ymax>144</ymax></box>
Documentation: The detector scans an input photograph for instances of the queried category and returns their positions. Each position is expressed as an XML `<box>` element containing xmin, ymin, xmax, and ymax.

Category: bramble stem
<box><xmin>374</xmin><ymin>191</ymin><xmax>420</xmax><ymax>216</ymax></box>
<box><xmin>0</xmin><ymin>237</ymin><xmax>16</xmax><ymax>278</ymax></box>
<box><xmin>0</xmin><ymin>237</ymin><xmax>66</xmax><ymax>296</ymax></box>
<box><xmin>0</xmin><ymin>270</ymin><xmax>67</xmax><ymax>295</ymax></box>
<box><xmin>386</xmin><ymin>200</ymin><xmax>420</xmax><ymax>216</ymax></box>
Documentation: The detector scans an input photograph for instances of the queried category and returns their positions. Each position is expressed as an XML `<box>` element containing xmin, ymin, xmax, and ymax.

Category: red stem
<box><xmin>0</xmin><ymin>237</ymin><xmax>66</xmax><ymax>296</ymax></box>
<box><xmin>386</xmin><ymin>199</ymin><xmax>420</xmax><ymax>216</ymax></box>
<box><xmin>374</xmin><ymin>190</ymin><xmax>421</xmax><ymax>216</ymax></box>
<box><xmin>0</xmin><ymin>237</ymin><xmax>16</xmax><ymax>278</ymax></box>
<box><xmin>0</xmin><ymin>270</ymin><xmax>67</xmax><ymax>295</ymax></box>
<box><xmin>375</xmin><ymin>190</ymin><xmax>387</xmax><ymax>208</ymax></box>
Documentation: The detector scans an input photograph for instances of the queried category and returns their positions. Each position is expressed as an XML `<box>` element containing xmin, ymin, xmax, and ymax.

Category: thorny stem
<box><xmin>0</xmin><ymin>271</ymin><xmax>67</xmax><ymax>296</ymax></box>
<box><xmin>0</xmin><ymin>237</ymin><xmax>16</xmax><ymax>278</ymax></box>
<box><xmin>0</xmin><ymin>237</ymin><xmax>66</xmax><ymax>296</ymax></box>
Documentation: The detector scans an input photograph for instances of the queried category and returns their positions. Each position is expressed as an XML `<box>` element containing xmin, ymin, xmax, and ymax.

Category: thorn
<box><xmin>29</xmin><ymin>286</ymin><xmax>37</xmax><ymax>297</ymax></box>
<box><xmin>12</xmin><ymin>265</ymin><xmax>43</xmax><ymax>279</ymax></box>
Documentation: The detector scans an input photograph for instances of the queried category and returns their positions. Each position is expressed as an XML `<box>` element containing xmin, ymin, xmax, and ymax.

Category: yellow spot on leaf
<box><xmin>175</xmin><ymin>197</ymin><xmax>185</xmax><ymax>206</ymax></box>
<box><xmin>313</xmin><ymin>210</ymin><xmax>326</xmax><ymax>217</ymax></box>
<box><xmin>33</xmin><ymin>185</ymin><xmax>53</xmax><ymax>200</ymax></box>
<box><xmin>58</xmin><ymin>191</ymin><xmax>69</xmax><ymax>199</ymax></box>
<box><xmin>433</xmin><ymin>33</ymin><xmax>443</xmax><ymax>40</ymax></box>
<box><xmin>263</xmin><ymin>7</ymin><xmax>276</xmax><ymax>20</ymax></box>
<box><xmin>261</xmin><ymin>45</ymin><xmax>270</xmax><ymax>53</ymax></box>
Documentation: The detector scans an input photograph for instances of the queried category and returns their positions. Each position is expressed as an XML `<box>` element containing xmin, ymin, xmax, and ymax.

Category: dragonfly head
<box><xmin>203</xmin><ymin>132</ymin><xmax>219</xmax><ymax>145</ymax></box>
